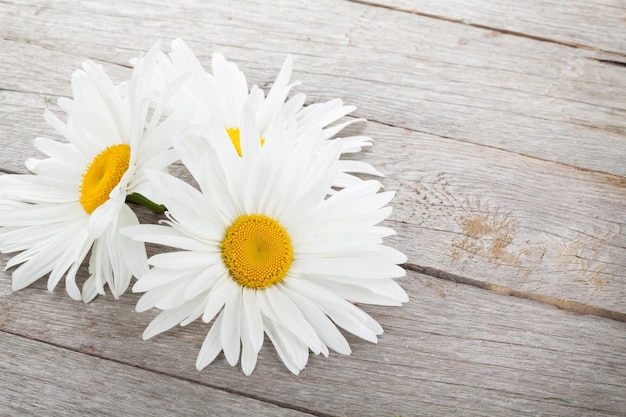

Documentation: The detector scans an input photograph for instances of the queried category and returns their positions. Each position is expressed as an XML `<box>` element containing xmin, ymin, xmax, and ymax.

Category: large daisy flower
<box><xmin>0</xmin><ymin>44</ymin><xmax>183</xmax><ymax>302</ymax></box>
<box><xmin>153</xmin><ymin>39</ymin><xmax>381</xmax><ymax>187</ymax></box>
<box><xmin>125</xmin><ymin>111</ymin><xmax>408</xmax><ymax>375</ymax></box>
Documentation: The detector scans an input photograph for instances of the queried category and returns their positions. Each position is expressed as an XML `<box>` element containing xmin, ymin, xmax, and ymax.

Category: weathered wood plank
<box><xmin>1</xmin><ymin>0</ymin><xmax>626</xmax><ymax>176</ymax></box>
<box><xmin>2</xmin><ymin>95</ymin><xmax>625</xmax><ymax>314</ymax></box>
<box><xmin>355</xmin><ymin>0</ymin><xmax>626</xmax><ymax>54</ymax></box>
<box><xmin>359</xmin><ymin>120</ymin><xmax>626</xmax><ymax>316</ymax></box>
<box><xmin>0</xmin><ymin>90</ymin><xmax>51</xmax><ymax>174</ymax></box>
<box><xmin>2</xmin><ymin>266</ymin><xmax>625</xmax><ymax>416</ymax></box>
<box><xmin>1</xmin><ymin>1</ymin><xmax>626</xmax><ymax>415</ymax></box>
<box><xmin>0</xmin><ymin>332</ymin><xmax>315</xmax><ymax>417</ymax></box>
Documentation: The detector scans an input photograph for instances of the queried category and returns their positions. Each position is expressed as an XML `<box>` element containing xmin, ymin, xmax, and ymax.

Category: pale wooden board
<box><xmin>0</xmin><ymin>91</ymin><xmax>52</xmax><ymax>174</ymax></box>
<box><xmin>1</xmin><ymin>0</ymin><xmax>626</xmax><ymax>177</ymax></box>
<box><xmin>2</xmin><ymin>96</ymin><xmax>625</xmax><ymax>315</ymax></box>
<box><xmin>354</xmin><ymin>121</ymin><xmax>626</xmax><ymax>316</ymax></box>
<box><xmin>1</xmin><ymin>266</ymin><xmax>625</xmax><ymax>416</ymax></box>
<box><xmin>1</xmin><ymin>1</ymin><xmax>625</xmax><ymax>315</ymax></box>
<box><xmin>355</xmin><ymin>0</ymin><xmax>626</xmax><ymax>54</ymax></box>
<box><xmin>0</xmin><ymin>333</ymin><xmax>316</xmax><ymax>417</ymax></box>
<box><xmin>1</xmin><ymin>1</ymin><xmax>626</xmax><ymax>415</ymax></box>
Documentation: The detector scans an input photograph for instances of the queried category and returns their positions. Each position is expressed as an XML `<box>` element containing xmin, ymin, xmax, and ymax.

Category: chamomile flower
<box><xmin>153</xmin><ymin>39</ymin><xmax>381</xmax><ymax>186</ymax></box>
<box><xmin>0</xmin><ymin>43</ymin><xmax>183</xmax><ymax>302</ymax></box>
<box><xmin>125</xmin><ymin>110</ymin><xmax>408</xmax><ymax>375</ymax></box>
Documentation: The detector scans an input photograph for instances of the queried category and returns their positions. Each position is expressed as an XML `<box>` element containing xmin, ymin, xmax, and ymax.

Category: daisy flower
<box><xmin>125</xmin><ymin>110</ymin><xmax>408</xmax><ymax>375</ymax></box>
<box><xmin>0</xmin><ymin>43</ymin><xmax>183</xmax><ymax>302</ymax></box>
<box><xmin>153</xmin><ymin>38</ymin><xmax>381</xmax><ymax>187</ymax></box>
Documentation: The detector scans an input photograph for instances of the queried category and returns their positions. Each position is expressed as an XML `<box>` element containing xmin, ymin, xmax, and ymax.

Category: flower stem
<box><xmin>126</xmin><ymin>193</ymin><xmax>166</xmax><ymax>214</ymax></box>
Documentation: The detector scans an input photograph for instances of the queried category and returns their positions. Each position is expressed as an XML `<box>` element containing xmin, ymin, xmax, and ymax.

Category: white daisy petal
<box><xmin>297</xmin><ymin>99</ymin><xmax>354</xmax><ymax>131</ymax></box>
<box><xmin>285</xmin><ymin>278</ymin><xmax>380</xmax><ymax>343</ymax></box>
<box><xmin>31</xmin><ymin>136</ymin><xmax>87</xmax><ymax>171</ymax></box>
<box><xmin>379</xmin><ymin>245</ymin><xmax>409</xmax><ymax>264</ymax></box>
<box><xmin>259</xmin><ymin>287</ymin><xmax>323</xmax><ymax>355</ymax></box>
<box><xmin>0</xmin><ymin>203</ymin><xmax>82</xmax><ymax>226</ymax></box>
<box><xmin>81</xmin><ymin>277</ymin><xmax>100</xmax><ymax>303</ymax></box>
<box><xmin>337</xmin><ymin>135</ymin><xmax>374</xmax><ymax>153</ymax></box>
<box><xmin>240</xmin><ymin>313</ymin><xmax>260</xmax><ymax>376</ymax></box>
<box><xmin>88</xmin><ymin>198</ymin><xmax>123</xmax><ymax>239</ymax></box>
<box><xmin>242</xmin><ymin>288</ymin><xmax>264</xmax><ymax>352</ymax></box>
<box><xmin>280</xmin><ymin>92</ymin><xmax>306</xmax><ymax>121</ymax></box>
<box><xmin>220</xmin><ymin>287</ymin><xmax>242</xmax><ymax>366</ymax></box>
<box><xmin>184</xmin><ymin>265</ymin><xmax>227</xmax><ymax>301</ymax></box>
<box><xmin>89</xmin><ymin>237</ymin><xmax>112</xmax><ymax>297</ymax></box>
<box><xmin>149</xmin><ymin>251</ymin><xmax>218</xmax><ymax>270</ymax></box>
<box><xmin>309</xmin><ymin>276</ymin><xmax>408</xmax><ymax>306</ymax></box>
<box><xmin>11</xmin><ymin>244</ymin><xmax>67</xmax><ymax>290</ymax></box>
<box><xmin>321</xmin><ymin>119</ymin><xmax>366</xmax><ymax>142</ymax></box>
<box><xmin>180</xmin><ymin>296</ymin><xmax>208</xmax><ymax>326</ymax></box>
<box><xmin>292</xmin><ymin>231</ymin><xmax>383</xmax><ymax>254</ymax></box>
<box><xmin>136</xmin><ymin>280</ymin><xmax>184</xmax><ymax>313</ymax></box>
<box><xmin>56</xmin><ymin>97</ymin><xmax>121</xmax><ymax>145</ymax></box>
<box><xmin>133</xmin><ymin>268</ymin><xmax>194</xmax><ymax>293</ymax></box>
<box><xmin>115</xmin><ymin>205</ymin><xmax>149</xmax><ymax>279</ymax></box>
<box><xmin>258</xmin><ymin>55</ymin><xmax>299</xmax><ymax>129</ymax></box>
<box><xmin>196</xmin><ymin>314</ymin><xmax>224</xmax><ymax>371</ymax></box>
<box><xmin>143</xmin><ymin>296</ymin><xmax>204</xmax><ymax>340</ymax></box>
<box><xmin>0</xmin><ymin>177</ymin><xmax>77</xmax><ymax>203</ymax></box>
<box><xmin>48</xmin><ymin>227</ymin><xmax>91</xmax><ymax>292</ymax></box>
<box><xmin>294</xmin><ymin>257</ymin><xmax>406</xmax><ymax>280</ymax></box>
<box><xmin>338</xmin><ymin>160</ymin><xmax>384</xmax><ymax>177</ymax></box>
<box><xmin>201</xmin><ymin>277</ymin><xmax>235</xmax><ymax>323</ymax></box>
<box><xmin>42</xmin><ymin>108</ymin><xmax>101</xmax><ymax>156</ymax></box>
<box><xmin>279</xmin><ymin>283</ymin><xmax>351</xmax><ymax>355</ymax></box>
<box><xmin>145</xmin><ymin>169</ymin><xmax>227</xmax><ymax>240</ymax></box>
<box><xmin>123</xmin><ymin>224</ymin><xmax>212</xmax><ymax>252</ymax></box>
<box><xmin>154</xmin><ymin>277</ymin><xmax>195</xmax><ymax>310</ymax></box>
<box><xmin>263</xmin><ymin>318</ymin><xmax>306</xmax><ymax>376</ymax></box>
<box><xmin>64</xmin><ymin>270</ymin><xmax>82</xmax><ymax>301</ymax></box>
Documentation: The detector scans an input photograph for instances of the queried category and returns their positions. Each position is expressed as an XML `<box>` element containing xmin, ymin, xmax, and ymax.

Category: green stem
<box><xmin>126</xmin><ymin>193</ymin><xmax>166</xmax><ymax>214</ymax></box>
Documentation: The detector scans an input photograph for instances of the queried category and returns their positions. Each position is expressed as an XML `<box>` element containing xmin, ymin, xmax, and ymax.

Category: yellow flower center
<box><xmin>221</xmin><ymin>214</ymin><xmax>293</xmax><ymax>289</ymax></box>
<box><xmin>79</xmin><ymin>144</ymin><xmax>131</xmax><ymax>214</ymax></box>
<box><xmin>226</xmin><ymin>127</ymin><xmax>265</xmax><ymax>157</ymax></box>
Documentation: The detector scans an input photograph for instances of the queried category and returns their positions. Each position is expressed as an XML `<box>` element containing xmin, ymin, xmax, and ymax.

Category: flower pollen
<box><xmin>79</xmin><ymin>144</ymin><xmax>131</xmax><ymax>214</ymax></box>
<box><xmin>221</xmin><ymin>214</ymin><xmax>293</xmax><ymax>289</ymax></box>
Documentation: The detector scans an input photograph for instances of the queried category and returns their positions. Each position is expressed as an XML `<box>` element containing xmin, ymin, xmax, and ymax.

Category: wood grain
<box><xmin>352</xmin><ymin>0</ymin><xmax>626</xmax><ymax>54</ymax></box>
<box><xmin>2</xmin><ymin>103</ymin><xmax>625</xmax><ymax>315</ymax></box>
<box><xmin>353</xmin><ymin>120</ymin><xmax>626</xmax><ymax>315</ymax></box>
<box><xmin>0</xmin><ymin>332</ymin><xmax>315</xmax><ymax>417</ymax></box>
<box><xmin>1</xmin><ymin>0</ymin><xmax>625</xmax><ymax>315</ymax></box>
<box><xmin>1</xmin><ymin>0</ymin><xmax>626</xmax><ymax>415</ymax></box>
<box><xmin>1</xmin><ymin>266</ymin><xmax>625</xmax><ymax>416</ymax></box>
<box><xmin>1</xmin><ymin>0</ymin><xmax>626</xmax><ymax>176</ymax></box>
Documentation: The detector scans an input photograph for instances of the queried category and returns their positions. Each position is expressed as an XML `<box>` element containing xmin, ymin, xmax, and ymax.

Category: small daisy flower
<box><xmin>153</xmin><ymin>39</ymin><xmax>381</xmax><ymax>186</ymax></box>
<box><xmin>125</xmin><ymin>111</ymin><xmax>408</xmax><ymax>375</ymax></box>
<box><xmin>0</xmin><ymin>43</ymin><xmax>183</xmax><ymax>302</ymax></box>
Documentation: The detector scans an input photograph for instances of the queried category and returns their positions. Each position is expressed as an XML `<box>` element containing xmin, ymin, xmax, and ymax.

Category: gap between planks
<box><xmin>345</xmin><ymin>0</ymin><xmax>626</xmax><ymax>56</ymax></box>
<box><xmin>405</xmin><ymin>263</ymin><xmax>626</xmax><ymax>323</ymax></box>
<box><xmin>0</xmin><ymin>329</ymin><xmax>331</xmax><ymax>417</ymax></box>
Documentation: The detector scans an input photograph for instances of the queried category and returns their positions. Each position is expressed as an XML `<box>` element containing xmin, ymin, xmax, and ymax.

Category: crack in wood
<box><xmin>593</xmin><ymin>59</ymin><xmax>626</xmax><ymax>68</ymax></box>
<box><xmin>404</xmin><ymin>263</ymin><xmax>626</xmax><ymax>322</ymax></box>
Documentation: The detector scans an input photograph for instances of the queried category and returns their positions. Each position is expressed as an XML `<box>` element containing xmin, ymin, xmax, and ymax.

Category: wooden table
<box><xmin>1</xmin><ymin>1</ymin><xmax>625</xmax><ymax>415</ymax></box>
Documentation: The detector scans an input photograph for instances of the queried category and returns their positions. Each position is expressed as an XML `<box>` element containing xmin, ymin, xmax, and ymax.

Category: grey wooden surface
<box><xmin>1</xmin><ymin>1</ymin><xmax>625</xmax><ymax>416</ymax></box>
